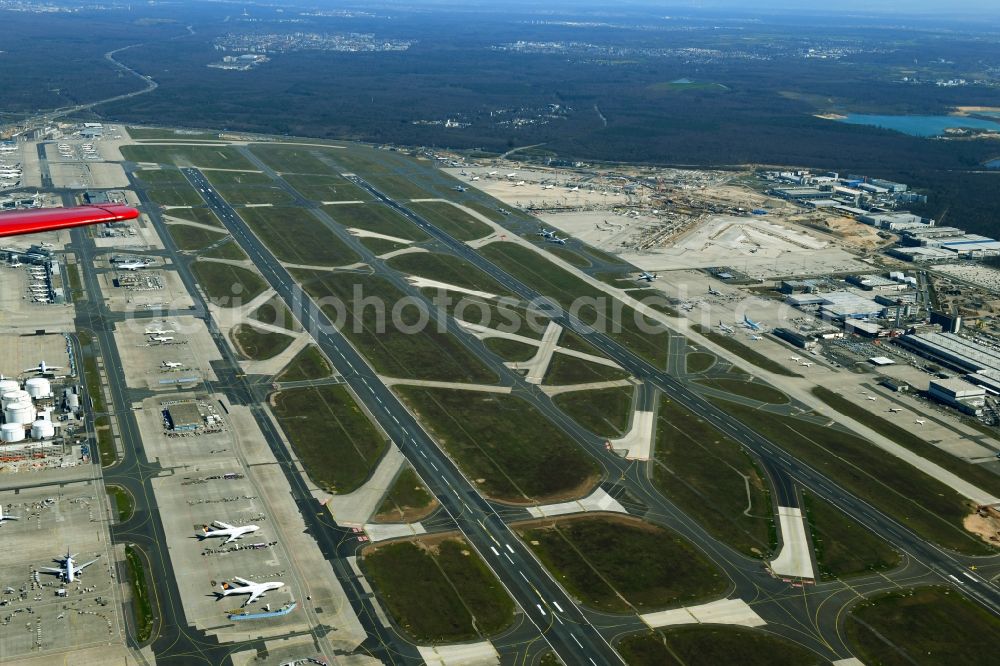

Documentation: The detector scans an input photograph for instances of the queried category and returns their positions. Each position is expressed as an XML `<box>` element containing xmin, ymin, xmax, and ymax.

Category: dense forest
<box><xmin>2</xmin><ymin>2</ymin><xmax>999</xmax><ymax>234</ymax></box>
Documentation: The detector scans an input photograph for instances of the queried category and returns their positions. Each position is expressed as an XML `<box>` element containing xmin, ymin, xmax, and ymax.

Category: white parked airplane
<box><xmin>487</xmin><ymin>171</ymin><xmax>498</xmax><ymax>176</ymax></box>
<box><xmin>149</xmin><ymin>336</ymin><xmax>174</xmax><ymax>342</ymax></box>
<box><xmin>718</xmin><ymin>321</ymin><xmax>735</xmax><ymax>334</ymax></box>
<box><xmin>513</xmin><ymin>180</ymin><xmax>526</xmax><ymax>187</ymax></box>
<box><xmin>541</xmin><ymin>184</ymin><xmax>554</xmax><ymax>190</ymax></box>
<box><xmin>915</xmin><ymin>419</ymin><xmax>926</xmax><ymax>425</ymax></box>
<box><xmin>567</xmin><ymin>185</ymin><xmax>579</xmax><ymax>192</ymax></box>
<box><xmin>161</xmin><ymin>361</ymin><xmax>183</xmax><ymax>369</ymax></box>
<box><xmin>799</xmin><ymin>361</ymin><xmax>814</xmax><ymax>367</ymax></box>
<box><xmin>23</xmin><ymin>360</ymin><xmax>60</xmax><ymax>374</ymax></box>
<box><xmin>39</xmin><ymin>551</ymin><xmax>99</xmax><ymax>583</ymax></box>
<box><xmin>707</xmin><ymin>286</ymin><xmax>722</xmax><ymax>296</ymax></box>
<box><xmin>471</xmin><ymin>176</ymin><xmax>480</xmax><ymax>181</ymax></box>
<box><xmin>116</xmin><ymin>261</ymin><xmax>148</xmax><ymax>271</ymax></box>
<box><xmin>789</xmin><ymin>356</ymin><xmax>801</xmax><ymax>362</ymax></box>
<box><xmin>537</xmin><ymin>227</ymin><xmax>557</xmax><ymax>239</ymax></box>
<box><xmin>547</xmin><ymin>236</ymin><xmax>567</xmax><ymax>245</ymax></box>
<box><xmin>33</xmin><ymin>297</ymin><xmax>51</xmax><ymax>303</ymax></box>
<box><xmin>887</xmin><ymin>407</ymin><xmax>902</xmax><ymax>413</ymax></box>
<box><xmin>145</xmin><ymin>328</ymin><xmax>175</xmax><ymax>335</ymax></box>
<box><xmin>506</xmin><ymin>172</ymin><xmax>517</xmax><ymax>178</ymax></box>
<box><xmin>217</xmin><ymin>577</ymin><xmax>284</xmax><ymax>606</ymax></box>
<box><xmin>198</xmin><ymin>520</ymin><xmax>260</xmax><ymax>544</ymax></box>
<box><xmin>0</xmin><ymin>505</ymin><xmax>20</xmax><ymax>524</ymax></box>
<box><xmin>866</xmin><ymin>395</ymin><xmax>877</xmax><ymax>401</ymax></box>
<box><xmin>637</xmin><ymin>272</ymin><xmax>659</xmax><ymax>282</ymax></box>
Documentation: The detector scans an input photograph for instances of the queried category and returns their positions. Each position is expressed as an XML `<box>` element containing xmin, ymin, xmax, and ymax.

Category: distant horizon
<box><xmin>356</xmin><ymin>0</ymin><xmax>1000</xmax><ymax>19</ymax></box>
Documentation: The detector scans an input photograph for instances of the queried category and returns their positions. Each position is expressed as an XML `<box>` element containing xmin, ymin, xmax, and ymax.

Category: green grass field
<box><xmin>544</xmin><ymin>245</ymin><xmax>592</xmax><ymax>268</ymax></box>
<box><xmin>396</xmin><ymin>387</ymin><xmax>599</xmax><ymax>502</ymax></box>
<box><xmin>105</xmin><ymin>484</ymin><xmax>134</xmax><ymax>523</ymax></box>
<box><xmin>191</xmin><ymin>261</ymin><xmax>268</xmax><ymax>304</ymax></box>
<box><xmin>323</xmin><ymin>203</ymin><xmax>429</xmax><ymax>241</ymax></box>
<box><xmin>553</xmin><ymin>386</ymin><xmax>633</xmax><ymax>437</ymax></box>
<box><xmin>201</xmin><ymin>239</ymin><xmax>248</xmax><ymax>260</ymax></box>
<box><xmin>295</xmin><ymin>270</ymin><xmax>498</xmax><ymax>383</ymax></box>
<box><xmin>686</xmin><ymin>352</ymin><xmax>716</xmax><ymax>373</ymax></box>
<box><xmin>407</xmin><ymin>201</ymin><xmax>493</xmax><ymax>241</ymax></box>
<box><xmin>544</xmin><ymin>353</ymin><xmax>631</xmax><ymax>385</ymax></box>
<box><xmin>283</xmin><ymin>173</ymin><xmax>370</xmax><ymax>202</ymax></box>
<box><xmin>517</xmin><ymin>516</ymin><xmax>727</xmax><ymax>612</ymax></box>
<box><xmin>162</xmin><ymin>206</ymin><xmax>222</xmax><ymax>227</ymax></box>
<box><xmin>363</xmin><ymin>538</ymin><xmax>514</xmax><ymax>642</ymax></box>
<box><xmin>249</xmin><ymin>143</ymin><xmax>343</xmax><ymax>174</ymax></box>
<box><xmin>719</xmin><ymin>401</ymin><xmax>992</xmax><ymax>555</ymax></box>
<box><xmin>133</xmin><ymin>168</ymin><xmax>187</xmax><ymax>185</ymax></box>
<box><xmin>484</xmin><ymin>337</ymin><xmax>538</xmax><ymax>362</ymax></box>
<box><xmin>251</xmin><ymin>297</ymin><xmax>296</xmax><ymax>330</ymax></box>
<box><xmin>480</xmin><ymin>243</ymin><xmax>670</xmax><ymax>368</ymax></box>
<box><xmin>127</xmin><ymin>127</ymin><xmax>220</xmax><ymax>140</ymax></box>
<box><xmin>203</xmin><ymin>170</ymin><xmax>272</xmax><ymax>186</ymax></box>
<box><xmin>124</xmin><ymin>545</ymin><xmax>154</xmax><ymax>643</ymax></box>
<box><xmin>276</xmin><ymin>345</ymin><xmax>331</xmax><ymax>381</ymax></box>
<box><xmin>231</xmin><ymin>324</ymin><xmax>294</xmax><ymax>361</ymax></box>
<box><xmin>145</xmin><ymin>185</ymin><xmax>205</xmax><ymax>207</ymax></box>
<box><xmin>122</xmin><ymin>143</ymin><xmax>256</xmax><ymax>170</ymax></box>
<box><xmin>272</xmin><ymin>385</ymin><xmax>387</xmax><ymax>493</ymax></box>
<box><xmin>618</xmin><ymin>626</ymin><xmax>824</xmax><ymax>666</ymax></box>
<box><xmin>803</xmin><ymin>493</ymin><xmax>900</xmax><ymax>578</ymax></box>
<box><xmin>387</xmin><ymin>251</ymin><xmax>515</xmax><ymax>297</ymax></box>
<box><xmin>653</xmin><ymin>397</ymin><xmax>776</xmax><ymax>558</ymax></box>
<box><xmin>239</xmin><ymin>207</ymin><xmax>360</xmax><ymax>266</ymax></box>
<box><xmin>846</xmin><ymin>587</ymin><xmax>1000</xmax><ymax>666</ymax></box>
<box><xmin>374</xmin><ymin>466</ymin><xmax>438</xmax><ymax>523</ymax></box>
<box><xmin>697</xmin><ymin>377</ymin><xmax>789</xmax><ymax>404</ymax></box>
<box><xmin>213</xmin><ymin>184</ymin><xmax>296</xmax><ymax>205</ymax></box>
<box><xmin>360</xmin><ymin>237</ymin><xmax>408</xmax><ymax>255</ymax></box>
<box><xmin>693</xmin><ymin>325</ymin><xmax>801</xmax><ymax>377</ymax></box>
<box><xmin>813</xmin><ymin>386</ymin><xmax>1000</xmax><ymax>497</ymax></box>
<box><xmin>166</xmin><ymin>223</ymin><xmax>228</xmax><ymax>251</ymax></box>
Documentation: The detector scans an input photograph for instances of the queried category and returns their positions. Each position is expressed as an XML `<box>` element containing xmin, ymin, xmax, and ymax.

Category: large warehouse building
<box><xmin>895</xmin><ymin>332</ymin><xmax>1000</xmax><ymax>394</ymax></box>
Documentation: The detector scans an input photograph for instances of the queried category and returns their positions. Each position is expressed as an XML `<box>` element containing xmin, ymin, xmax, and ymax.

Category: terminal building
<box><xmin>894</xmin><ymin>331</ymin><xmax>1000</xmax><ymax>394</ymax></box>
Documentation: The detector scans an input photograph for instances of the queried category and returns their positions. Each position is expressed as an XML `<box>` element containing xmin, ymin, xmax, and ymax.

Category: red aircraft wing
<box><xmin>0</xmin><ymin>204</ymin><xmax>140</xmax><ymax>239</ymax></box>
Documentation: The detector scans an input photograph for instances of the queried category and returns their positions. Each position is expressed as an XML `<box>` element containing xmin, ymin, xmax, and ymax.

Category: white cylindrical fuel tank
<box><xmin>2</xmin><ymin>390</ymin><xmax>29</xmax><ymax>410</ymax></box>
<box><xmin>31</xmin><ymin>419</ymin><xmax>55</xmax><ymax>440</ymax></box>
<box><xmin>0</xmin><ymin>379</ymin><xmax>19</xmax><ymax>398</ymax></box>
<box><xmin>25</xmin><ymin>377</ymin><xmax>52</xmax><ymax>399</ymax></box>
<box><xmin>1</xmin><ymin>423</ymin><xmax>24</xmax><ymax>443</ymax></box>
<box><xmin>4</xmin><ymin>402</ymin><xmax>36</xmax><ymax>425</ymax></box>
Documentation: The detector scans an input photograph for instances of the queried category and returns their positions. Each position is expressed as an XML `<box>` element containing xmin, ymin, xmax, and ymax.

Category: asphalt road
<box><xmin>183</xmin><ymin>167</ymin><xmax>625</xmax><ymax>666</ymax></box>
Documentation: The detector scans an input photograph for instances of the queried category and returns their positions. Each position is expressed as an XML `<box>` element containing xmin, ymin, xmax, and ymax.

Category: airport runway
<box><xmin>202</xmin><ymin>150</ymin><xmax>1000</xmax><ymax>658</ymax></box>
<box><xmin>341</xmin><ymin>170</ymin><xmax>1000</xmax><ymax>619</ymax></box>
<box><xmin>183</xmin><ymin>167</ymin><xmax>627</xmax><ymax>666</ymax></box>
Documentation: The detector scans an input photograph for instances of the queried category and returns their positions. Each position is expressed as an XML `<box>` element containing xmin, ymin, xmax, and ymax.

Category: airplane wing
<box><xmin>0</xmin><ymin>204</ymin><xmax>139</xmax><ymax>239</ymax></box>
<box><xmin>214</xmin><ymin>521</ymin><xmax>234</xmax><ymax>529</ymax></box>
<box><xmin>233</xmin><ymin>576</ymin><xmax>254</xmax><ymax>586</ymax></box>
<box><xmin>224</xmin><ymin>533</ymin><xmax>239</xmax><ymax>544</ymax></box>
<box><xmin>73</xmin><ymin>558</ymin><xmax>99</xmax><ymax>573</ymax></box>
<box><xmin>39</xmin><ymin>567</ymin><xmax>63</xmax><ymax>574</ymax></box>
<box><xmin>245</xmin><ymin>587</ymin><xmax>264</xmax><ymax>605</ymax></box>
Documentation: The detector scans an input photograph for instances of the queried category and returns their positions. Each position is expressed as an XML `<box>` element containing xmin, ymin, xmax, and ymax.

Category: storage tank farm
<box><xmin>0</xmin><ymin>374</ymin><xmax>61</xmax><ymax>446</ymax></box>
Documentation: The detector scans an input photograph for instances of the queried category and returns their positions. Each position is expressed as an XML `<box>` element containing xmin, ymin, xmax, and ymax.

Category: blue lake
<box><xmin>837</xmin><ymin>113</ymin><xmax>1000</xmax><ymax>137</ymax></box>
